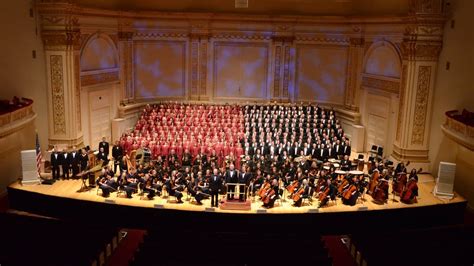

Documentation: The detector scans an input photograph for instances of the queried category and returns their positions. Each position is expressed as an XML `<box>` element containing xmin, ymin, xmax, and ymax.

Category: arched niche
<box><xmin>80</xmin><ymin>33</ymin><xmax>118</xmax><ymax>72</ymax></box>
<box><xmin>364</xmin><ymin>41</ymin><xmax>402</xmax><ymax>79</ymax></box>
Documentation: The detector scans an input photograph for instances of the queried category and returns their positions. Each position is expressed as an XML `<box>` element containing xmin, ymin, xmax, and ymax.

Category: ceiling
<box><xmin>72</xmin><ymin>0</ymin><xmax>410</xmax><ymax>16</ymax></box>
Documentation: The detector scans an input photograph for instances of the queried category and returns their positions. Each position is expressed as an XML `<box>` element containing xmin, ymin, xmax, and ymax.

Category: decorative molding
<box><xmin>74</xmin><ymin>54</ymin><xmax>81</xmax><ymax>131</ymax></box>
<box><xmin>401</xmin><ymin>41</ymin><xmax>442</xmax><ymax>61</ymax></box>
<box><xmin>212</xmin><ymin>32</ymin><xmax>272</xmax><ymax>41</ymax></box>
<box><xmin>118</xmin><ymin>31</ymin><xmax>134</xmax><ymax>41</ymax></box>
<box><xmin>361</xmin><ymin>75</ymin><xmax>400</xmax><ymax>94</ymax></box>
<box><xmin>295</xmin><ymin>35</ymin><xmax>349</xmax><ymax>45</ymax></box>
<box><xmin>411</xmin><ymin>65</ymin><xmax>431</xmax><ymax>145</ymax></box>
<box><xmin>134</xmin><ymin>32</ymin><xmax>188</xmax><ymax>40</ymax></box>
<box><xmin>80</xmin><ymin>71</ymin><xmax>119</xmax><ymax>87</ymax></box>
<box><xmin>345</xmin><ymin>38</ymin><xmax>364</xmax><ymax>109</ymax></box>
<box><xmin>282</xmin><ymin>45</ymin><xmax>290</xmax><ymax>98</ymax></box>
<box><xmin>199</xmin><ymin>41</ymin><xmax>208</xmax><ymax>95</ymax></box>
<box><xmin>42</xmin><ymin>30</ymin><xmax>81</xmax><ymax>50</ymax></box>
<box><xmin>409</xmin><ymin>0</ymin><xmax>444</xmax><ymax>15</ymax></box>
<box><xmin>396</xmin><ymin>64</ymin><xmax>408</xmax><ymax>141</ymax></box>
<box><xmin>50</xmin><ymin>55</ymin><xmax>66</xmax><ymax>135</ymax></box>
<box><xmin>273</xmin><ymin>45</ymin><xmax>282</xmax><ymax>97</ymax></box>
<box><xmin>190</xmin><ymin>40</ymin><xmax>199</xmax><ymax>95</ymax></box>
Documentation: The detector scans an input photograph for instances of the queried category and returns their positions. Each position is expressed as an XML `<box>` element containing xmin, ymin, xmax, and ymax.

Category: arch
<box><xmin>363</xmin><ymin>41</ymin><xmax>402</xmax><ymax>79</ymax></box>
<box><xmin>80</xmin><ymin>33</ymin><xmax>119</xmax><ymax>72</ymax></box>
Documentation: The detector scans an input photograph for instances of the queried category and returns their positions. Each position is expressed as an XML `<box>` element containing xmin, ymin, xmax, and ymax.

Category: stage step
<box><xmin>220</xmin><ymin>199</ymin><xmax>251</xmax><ymax>211</ymax></box>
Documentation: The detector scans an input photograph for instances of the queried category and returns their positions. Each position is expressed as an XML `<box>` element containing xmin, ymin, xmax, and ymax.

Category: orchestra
<box><xmin>47</xmin><ymin>103</ymin><xmax>424</xmax><ymax>211</ymax></box>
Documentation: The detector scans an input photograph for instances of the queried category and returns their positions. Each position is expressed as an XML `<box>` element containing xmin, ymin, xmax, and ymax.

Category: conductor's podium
<box><xmin>220</xmin><ymin>198</ymin><xmax>252</xmax><ymax>211</ymax></box>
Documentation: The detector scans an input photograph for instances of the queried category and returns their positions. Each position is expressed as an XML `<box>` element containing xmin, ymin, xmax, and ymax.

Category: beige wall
<box><xmin>428</xmin><ymin>0</ymin><xmax>474</xmax><ymax>205</ymax></box>
<box><xmin>0</xmin><ymin>0</ymin><xmax>49</xmax><ymax>150</ymax></box>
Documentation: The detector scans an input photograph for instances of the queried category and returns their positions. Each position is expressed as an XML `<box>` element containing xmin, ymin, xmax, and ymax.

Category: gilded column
<box><xmin>392</xmin><ymin>0</ymin><xmax>445</xmax><ymax>164</ymax></box>
<box><xmin>41</xmin><ymin>13</ymin><xmax>84</xmax><ymax>147</ymax></box>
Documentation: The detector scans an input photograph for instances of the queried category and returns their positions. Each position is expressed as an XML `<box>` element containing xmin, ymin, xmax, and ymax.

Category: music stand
<box><xmin>76</xmin><ymin>171</ymin><xmax>91</xmax><ymax>193</ymax></box>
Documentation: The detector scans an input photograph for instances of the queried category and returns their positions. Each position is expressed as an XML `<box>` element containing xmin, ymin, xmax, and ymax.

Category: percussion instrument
<box><xmin>335</xmin><ymin>170</ymin><xmax>347</xmax><ymax>175</ymax></box>
<box><xmin>357</xmin><ymin>159</ymin><xmax>364</xmax><ymax>171</ymax></box>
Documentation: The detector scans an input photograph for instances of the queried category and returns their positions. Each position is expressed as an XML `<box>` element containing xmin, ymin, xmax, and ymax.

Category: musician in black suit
<box><xmin>61</xmin><ymin>148</ymin><xmax>70</xmax><ymax>179</ymax></box>
<box><xmin>225</xmin><ymin>164</ymin><xmax>238</xmax><ymax>200</ymax></box>
<box><xmin>50</xmin><ymin>146</ymin><xmax>61</xmax><ymax>180</ymax></box>
<box><xmin>209</xmin><ymin>168</ymin><xmax>222</xmax><ymax>207</ymax></box>
<box><xmin>97</xmin><ymin>147</ymin><xmax>109</xmax><ymax>166</ymax></box>
<box><xmin>98</xmin><ymin>172</ymin><xmax>117</xmax><ymax>197</ymax></box>
<box><xmin>316</xmin><ymin>144</ymin><xmax>328</xmax><ymax>161</ymax></box>
<box><xmin>99</xmin><ymin>137</ymin><xmax>109</xmax><ymax>156</ymax></box>
<box><xmin>68</xmin><ymin>146</ymin><xmax>79</xmax><ymax>178</ymax></box>
<box><xmin>293</xmin><ymin>179</ymin><xmax>311</xmax><ymax>207</ymax></box>
<box><xmin>342</xmin><ymin>140</ymin><xmax>351</xmax><ymax>157</ymax></box>
<box><xmin>238</xmin><ymin>165</ymin><xmax>250</xmax><ymax>201</ymax></box>
<box><xmin>112</xmin><ymin>141</ymin><xmax>123</xmax><ymax>174</ymax></box>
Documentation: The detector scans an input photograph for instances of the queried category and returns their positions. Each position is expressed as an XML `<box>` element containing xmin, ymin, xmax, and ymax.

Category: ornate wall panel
<box><xmin>411</xmin><ymin>65</ymin><xmax>432</xmax><ymax>145</ymax></box>
<box><xmin>74</xmin><ymin>54</ymin><xmax>81</xmax><ymax>131</ymax></box>
<box><xmin>396</xmin><ymin>64</ymin><xmax>408</xmax><ymax>141</ymax></box>
<box><xmin>213</xmin><ymin>42</ymin><xmax>269</xmax><ymax>99</ymax></box>
<box><xmin>80</xmin><ymin>35</ymin><xmax>118</xmax><ymax>71</ymax></box>
<box><xmin>273</xmin><ymin>45</ymin><xmax>282</xmax><ymax>98</ymax></box>
<box><xmin>81</xmin><ymin>71</ymin><xmax>120</xmax><ymax>87</ymax></box>
<box><xmin>364</xmin><ymin>43</ymin><xmax>401</xmax><ymax>78</ymax></box>
<box><xmin>199</xmin><ymin>41</ymin><xmax>208</xmax><ymax>95</ymax></box>
<box><xmin>295</xmin><ymin>45</ymin><xmax>348</xmax><ymax>104</ymax></box>
<box><xmin>190</xmin><ymin>39</ymin><xmax>199</xmax><ymax>95</ymax></box>
<box><xmin>50</xmin><ymin>55</ymin><xmax>66</xmax><ymax>135</ymax></box>
<box><xmin>133</xmin><ymin>41</ymin><xmax>187</xmax><ymax>99</ymax></box>
<box><xmin>282</xmin><ymin>45</ymin><xmax>291</xmax><ymax>98</ymax></box>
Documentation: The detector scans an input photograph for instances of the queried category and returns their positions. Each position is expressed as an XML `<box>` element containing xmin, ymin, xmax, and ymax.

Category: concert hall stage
<box><xmin>7</xmin><ymin>175</ymin><xmax>467</xmax><ymax>235</ymax></box>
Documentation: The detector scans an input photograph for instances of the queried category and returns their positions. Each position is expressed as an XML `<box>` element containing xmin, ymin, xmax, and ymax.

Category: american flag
<box><xmin>35</xmin><ymin>131</ymin><xmax>43</xmax><ymax>176</ymax></box>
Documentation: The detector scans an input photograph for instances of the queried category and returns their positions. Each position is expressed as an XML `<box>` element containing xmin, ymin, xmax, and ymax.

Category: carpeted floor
<box><xmin>323</xmin><ymin>236</ymin><xmax>357</xmax><ymax>266</ymax></box>
<box><xmin>106</xmin><ymin>229</ymin><xmax>146</xmax><ymax>266</ymax></box>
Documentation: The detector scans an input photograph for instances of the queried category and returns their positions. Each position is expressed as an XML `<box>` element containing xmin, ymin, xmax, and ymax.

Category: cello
<box><xmin>400</xmin><ymin>168</ymin><xmax>422</xmax><ymax>204</ymax></box>
<box><xmin>367</xmin><ymin>169</ymin><xmax>380</xmax><ymax>195</ymax></box>
<box><xmin>286</xmin><ymin>180</ymin><xmax>299</xmax><ymax>194</ymax></box>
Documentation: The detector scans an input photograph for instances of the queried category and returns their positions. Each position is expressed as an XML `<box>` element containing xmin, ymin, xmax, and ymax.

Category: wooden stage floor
<box><xmin>8</xmin><ymin>174</ymin><xmax>466</xmax><ymax>215</ymax></box>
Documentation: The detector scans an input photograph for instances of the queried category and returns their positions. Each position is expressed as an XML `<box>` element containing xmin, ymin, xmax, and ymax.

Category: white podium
<box><xmin>21</xmin><ymin>150</ymin><xmax>40</xmax><ymax>184</ymax></box>
<box><xmin>434</xmin><ymin>161</ymin><xmax>456</xmax><ymax>200</ymax></box>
